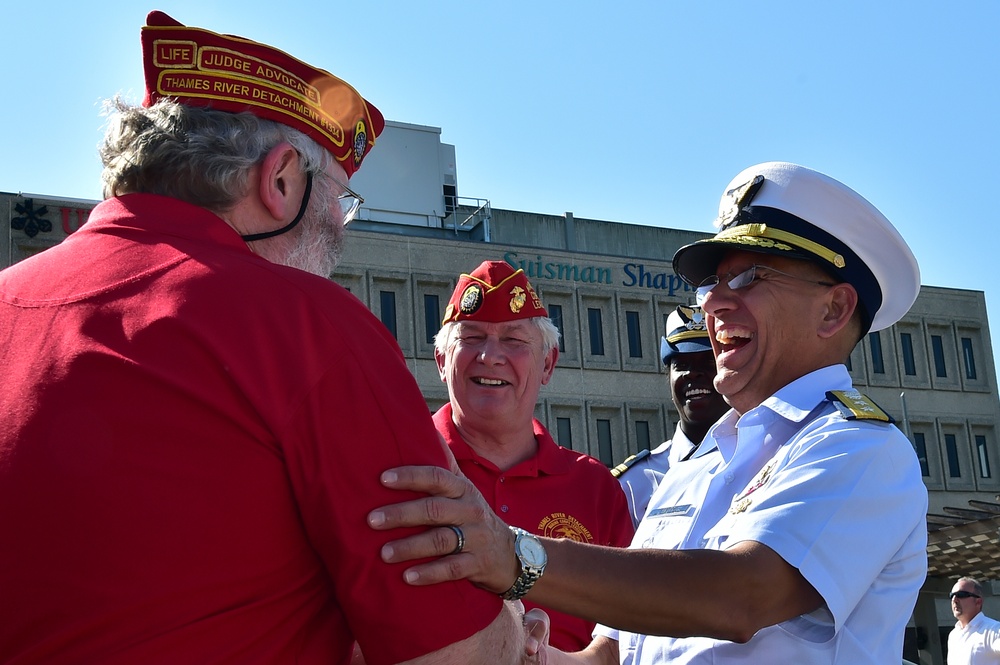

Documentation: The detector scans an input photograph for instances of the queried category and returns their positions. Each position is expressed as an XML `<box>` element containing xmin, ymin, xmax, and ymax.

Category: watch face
<box><xmin>520</xmin><ymin>535</ymin><xmax>547</xmax><ymax>567</ymax></box>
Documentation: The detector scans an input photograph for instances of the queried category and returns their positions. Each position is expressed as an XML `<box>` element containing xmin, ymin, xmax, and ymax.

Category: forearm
<box><xmin>367</xmin><ymin>465</ymin><xmax>821</xmax><ymax>642</ymax></box>
<box><xmin>526</xmin><ymin>539</ymin><xmax>821</xmax><ymax>642</ymax></box>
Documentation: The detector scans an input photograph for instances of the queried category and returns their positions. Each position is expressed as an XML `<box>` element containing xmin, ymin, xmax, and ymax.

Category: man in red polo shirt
<box><xmin>0</xmin><ymin>12</ymin><xmax>534</xmax><ymax>665</ymax></box>
<box><xmin>433</xmin><ymin>260</ymin><xmax>635</xmax><ymax>651</ymax></box>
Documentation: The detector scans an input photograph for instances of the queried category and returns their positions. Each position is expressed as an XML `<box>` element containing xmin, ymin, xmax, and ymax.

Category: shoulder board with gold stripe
<box><xmin>611</xmin><ymin>448</ymin><xmax>651</xmax><ymax>478</ymax></box>
<box><xmin>826</xmin><ymin>390</ymin><xmax>894</xmax><ymax>424</ymax></box>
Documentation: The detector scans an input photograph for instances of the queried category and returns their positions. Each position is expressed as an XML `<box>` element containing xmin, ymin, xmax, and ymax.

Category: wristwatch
<box><xmin>501</xmin><ymin>526</ymin><xmax>547</xmax><ymax>601</ymax></box>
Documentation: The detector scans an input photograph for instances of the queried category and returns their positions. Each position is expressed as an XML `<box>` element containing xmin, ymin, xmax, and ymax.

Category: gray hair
<box><xmin>99</xmin><ymin>97</ymin><xmax>330</xmax><ymax>210</ymax></box>
<box><xmin>434</xmin><ymin>317</ymin><xmax>561</xmax><ymax>357</ymax></box>
<box><xmin>957</xmin><ymin>577</ymin><xmax>986</xmax><ymax>597</ymax></box>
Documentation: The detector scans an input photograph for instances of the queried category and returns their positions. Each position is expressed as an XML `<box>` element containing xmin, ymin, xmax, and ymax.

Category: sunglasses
<box><xmin>695</xmin><ymin>265</ymin><xmax>835</xmax><ymax>306</ymax></box>
<box><xmin>950</xmin><ymin>590</ymin><xmax>981</xmax><ymax>600</ymax></box>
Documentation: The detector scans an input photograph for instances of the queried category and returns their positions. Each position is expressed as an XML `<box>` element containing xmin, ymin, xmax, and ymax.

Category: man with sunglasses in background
<box><xmin>0</xmin><ymin>12</ymin><xmax>540</xmax><ymax>665</ymax></box>
<box><xmin>948</xmin><ymin>577</ymin><xmax>1000</xmax><ymax>664</ymax></box>
<box><xmin>368</xmin><ymin>161</ymin><xmax>929</xmax><ymax>664</ymax></box>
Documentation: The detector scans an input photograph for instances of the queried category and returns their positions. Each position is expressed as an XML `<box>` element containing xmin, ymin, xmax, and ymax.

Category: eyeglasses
<box><xmin>333</xmin><ymin>177</ymin><xmax>364</xmax><ymax>225</ymax></box>
<box><xmin>695</xmin><ymin>264</ymin><xmax>836</xmax><ymax>306</ymax></box>
<box><xmin>950</xmin><ymin>590</ymin><xmax>981</xmax><ymax>600</ymax></box>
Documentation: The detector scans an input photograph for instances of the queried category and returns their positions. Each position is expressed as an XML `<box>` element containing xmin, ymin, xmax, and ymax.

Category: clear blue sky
<box><xmin>3</xmin><ymin>1</ymin><xmax>999</xmax><ymax>382</ymax></box>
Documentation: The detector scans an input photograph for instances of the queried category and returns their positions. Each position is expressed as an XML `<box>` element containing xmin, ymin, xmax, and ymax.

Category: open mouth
<box><xmin>684</xmin><ymin>387</ymin><xmax>713</xmax><ymax>400</ymax></box>
<box><xmin>473</xmin><ymin>377</ymin><xmax>508</xmax><ymax>386</ymax></box>
<box><xmin>716</xmin><ymin>328</ymin><xmax>754</xmax><ymax>350</ymax></box>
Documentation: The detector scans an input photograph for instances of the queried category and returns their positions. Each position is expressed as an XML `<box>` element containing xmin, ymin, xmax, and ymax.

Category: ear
<box><xmin>816</xmin><ymin>283</ymin><xmax>858</xmax><ymax>339</ymax></box>
<box><xmin>539</xmin><ymin>347</ymin><xmax>558</xmax><ymax>385</ymax></box>
<box><xmin>257</xmin><ymin>142</ymin><xmax>305</xmax><ymax>222</ymax></box>
<box><xmin>434</xmin><ymin>347</ymin><xmax>448</xmax><ymax>383</ymax></box>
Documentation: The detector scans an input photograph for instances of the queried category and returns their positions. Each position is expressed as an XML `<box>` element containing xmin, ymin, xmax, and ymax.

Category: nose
<box><xmin>699</xmin><ymin>281</ymin><xmax>736</xmax><ymax>317</ymax></box>
<box><xmin>477</xmin><ymin>336</ymin><xmax>506</xmax><ymax>364</ymax></box>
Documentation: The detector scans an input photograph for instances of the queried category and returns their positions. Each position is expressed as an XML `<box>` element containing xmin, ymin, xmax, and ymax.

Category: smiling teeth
<box><xmin>475</xmin><ymin>378</ymin><xmax>505</xmax><ymax>386</ymax></box>
<box><xmin>716</xmin><ymin>329</ymin><xmax>754</xmax><ymax>343</ymax></box>
<box><xmin>687</xmin><ymin>388</ymin><xmax>711</xmax><ymax>397</ymax></box>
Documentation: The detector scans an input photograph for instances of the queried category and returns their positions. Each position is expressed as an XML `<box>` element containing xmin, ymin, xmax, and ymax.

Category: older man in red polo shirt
<box><xmin>433</xmin><ymin>260</ymin><xmax>635</xmax><ymax>651</ymax></box>
<box><xmin>0</xmin><ymin>12</ymin><xmax>536</xmax><ymax>665</ymax></box>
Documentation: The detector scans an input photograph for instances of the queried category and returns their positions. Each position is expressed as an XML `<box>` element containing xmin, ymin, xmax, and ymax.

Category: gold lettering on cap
<box><xmin>201</xmin><ymin>49</ymin><xmax>252</xmax><ymax>73</ymax></box>
<box><xmin>153</xmin><ymin>39</ymin><xmax>197</xmax><ymax>67</ymax></box>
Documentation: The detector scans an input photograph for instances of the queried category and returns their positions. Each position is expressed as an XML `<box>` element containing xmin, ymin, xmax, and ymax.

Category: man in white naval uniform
<box><xmin>612</xmin><ymin>305</ymin><xmax>729</xmax><ymax>528</ymax></box>
<box><xmin>368</xmin><ymin>161</ymin><xmax>929</xmax><ymax>665</ymax></box>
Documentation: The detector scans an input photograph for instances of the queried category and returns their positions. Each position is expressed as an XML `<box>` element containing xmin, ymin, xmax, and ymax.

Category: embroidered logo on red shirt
<box><xmin>538</xmin><ymin>512</ymin><xmax>593</xmax><ymax>543</ymax></box>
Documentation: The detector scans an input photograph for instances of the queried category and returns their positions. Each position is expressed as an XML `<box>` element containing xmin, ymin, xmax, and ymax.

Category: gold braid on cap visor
<box><xmin>714</xmin><ymin>223</ymin><xmax>846</xmax><ymax>269</ymax></box>
<box><xmin>667</xmin><ymin>330</ymin><xmax>710</xmax><ymax>344</ymax></box>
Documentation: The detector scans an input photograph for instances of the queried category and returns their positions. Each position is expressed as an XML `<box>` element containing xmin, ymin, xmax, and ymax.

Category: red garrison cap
<box><xmin>141</xmin><ymin>10</ymin><xmax>384</xmax><ymax>177</ymax></box>
<box><xmin>442</xmin><ymin>261</ymin><xmax>547</xmax><ymax>325</ymax></box>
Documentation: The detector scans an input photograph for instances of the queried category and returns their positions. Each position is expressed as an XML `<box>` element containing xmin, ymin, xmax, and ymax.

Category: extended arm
<box><xmin>369</xmin><ymin>465</ymin><xmax>822</xmax><ymax>643</ymax></box>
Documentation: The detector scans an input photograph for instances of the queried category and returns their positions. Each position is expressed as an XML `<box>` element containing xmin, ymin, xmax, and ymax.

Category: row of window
<box><xmin>910</xmin><ymin>422</ymin><xmax>1000</xmax><ymax>492</ymax></box>
<box><xmin>554</xmin><ymin>415</ymin><xmax>654</xmax><ymax>465</ymax></box>
<box><xmin>535</xmin><ymin>399</ymin><xmax>1000</xmax><ymax>494</ymax></box>
<box><xmin>341</xmin><ymin>271</ymin><xmax>999</xmax><ymax>486</ymax></box>
<box><xmin>354</xmin><ymin>274</ymin><xmax>991</xmax><ymax>397</ymax></box>
<box><xmin>864</xmin><ymin>330</ymin><xmax>980</xmax><ymax>382</ymax></box>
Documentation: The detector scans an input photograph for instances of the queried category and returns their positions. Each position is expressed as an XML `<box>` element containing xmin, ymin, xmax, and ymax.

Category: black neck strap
<box><xmin>241</xmin><ymin>172</ymin><xmax>313</xmax><ymax>243</ymax></box>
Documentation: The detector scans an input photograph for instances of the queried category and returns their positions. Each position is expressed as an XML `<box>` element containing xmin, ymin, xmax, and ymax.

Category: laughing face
<box><xmin>668</xmin><ymin>350</ymin><xmax>729</xmax><ymax>438</ymax></box>
<box><xmin>436</xmin><ymin>319</ymin><xmax>557</xmax><ymax>435</ymax></box>
<box><xmin>700</xmin><ymin>251</ymin><xmax>842</xmax><ymax>414</ymax></box>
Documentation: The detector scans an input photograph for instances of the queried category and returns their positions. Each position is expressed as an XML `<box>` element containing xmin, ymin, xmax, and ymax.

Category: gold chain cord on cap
<box><xmin>716</xmin><ymin>224</ymin><xmax>846</xmax><ymax>269</ymax></box>
<box><xmin>667</xmin><ymin>329</ymin><xmax>710</xmax><ymax>344</ymax></box>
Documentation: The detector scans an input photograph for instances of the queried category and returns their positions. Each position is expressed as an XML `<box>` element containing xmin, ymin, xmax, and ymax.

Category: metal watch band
<box><xmin>500</xmin><ymin>527</ymin><xmax>544</xmax><ymax>601</ymax></box>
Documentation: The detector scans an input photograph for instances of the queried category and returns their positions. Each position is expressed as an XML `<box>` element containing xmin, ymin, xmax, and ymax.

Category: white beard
<box><xmin>253</xmin><ymin>175</ymin><xmax>345</xmax><ymax>278</ymax></box>
<box><xmin>281</xmin><ymin>207</ymin><xmax>343</xmax><ymax>278</ymax></box>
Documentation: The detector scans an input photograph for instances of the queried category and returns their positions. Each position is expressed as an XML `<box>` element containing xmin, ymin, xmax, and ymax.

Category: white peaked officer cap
<box><xmin>672</xmin><ymin>162</ymin><xmax>920</xmax><ymax>333</ymax></box>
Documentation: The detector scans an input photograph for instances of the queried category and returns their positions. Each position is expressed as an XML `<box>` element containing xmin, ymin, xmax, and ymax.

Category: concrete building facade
<box><xmin>3</xmin><ymin>120</ymin><xmax>998</xmax><ymax>663</ymax></box>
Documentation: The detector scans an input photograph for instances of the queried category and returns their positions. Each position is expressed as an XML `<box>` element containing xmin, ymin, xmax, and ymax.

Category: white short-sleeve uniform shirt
<box><xmin>618</xmin><ymin>426</ymin><xmax>701</xmax><ymax>528</ymax></box>
<box><xmin>948</xmin><ymin>612</ymin><xmax>1000</xmax><ymax>664</ymax></box>
<box><xmin>595</xmin><ymin>365</ymin><xmax>928</xmax><ymax>664</ymax></box>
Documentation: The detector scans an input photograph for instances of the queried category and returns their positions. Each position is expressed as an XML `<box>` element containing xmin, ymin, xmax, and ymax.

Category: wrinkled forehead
<box><xmin>456</xmin><ymin>318</ymin><xmax>539</xmax><ymax>337</ymax></box>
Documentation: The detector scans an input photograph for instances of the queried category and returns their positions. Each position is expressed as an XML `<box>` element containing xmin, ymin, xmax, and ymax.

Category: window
<box><xmin>913</xmin><ymin>432</ymin><xmax>930</xmax><ymax>477</ymax></box>
<box><xmin>588</xmin><ymin>307</ymin><xmax>605</xmax><ymax>356</ymax></box>
<box><xmin>597</xmin><ymin>418</ymin><xmax>612</xmax><ymax>465</ymax></box>
<box><xmin>977</xmin><ymin>435</ymin><xmax>991</xmax><ymax>479</ymax></box>
<box><xmin>900</xmin><ymin>333</ymin><xmax>916</xmax><ymax>376</ymax></box>
<box><xmin>549</xmin><ymin>304</ymin><xmax>566</xmax><ymax>352</ymax></box>
<box><xmin>556</xmin><ymin>417</ymin><xmax>573</xmax><ymax>447</ymax></box>
<box><xmin>625</xmin><ymin>311</ymin><xmax>642</xmax><ymax>358</ymax></box>
<box><xmin>945</xmin><ymin>433</ymin><xmax>961</xmax><ymax>478</ymax></box>
<box><xmin>443</xmin><ymin>183</ymin><xmax>457</xmax><ymax>216</ymax></box>
<box><xmin>423</xmin><ymin>294</ymin><xmax>440</xmax><ymax>345</ymax></box>
<box><xmin>931</xmin><ymin>335</ymin><xmax>947</xmax><ymax>377</ymax></box>
<box><xmin>868</xmin><ymin>331</ymin><xmax>884</xmax><ymax>374</ymax></box>
<box><xmin>962</xmin><ymin>338</ymin><xmax>978</xmax><ymax>380</ymax></box>
<box><xmin>380</xmin><ymin>290</ymin><xmax>397</xmax><ymax>338</ymax></box>
<box><xmin>635</xmin><ymin>420</ymin><xmax>651</xmax><ymax>452</ymax></box>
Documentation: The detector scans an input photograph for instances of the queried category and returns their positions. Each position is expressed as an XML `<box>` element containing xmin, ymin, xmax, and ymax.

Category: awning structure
<box><xmin>927</xmin><ymin>500</ymin><xmax>1000</xmax><ymax>580</ymax></box>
